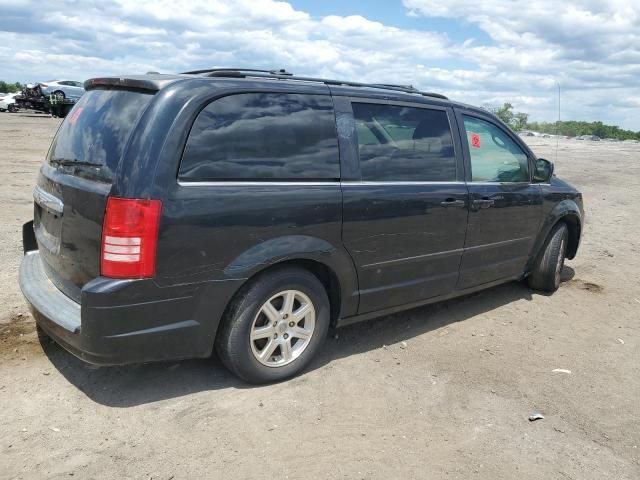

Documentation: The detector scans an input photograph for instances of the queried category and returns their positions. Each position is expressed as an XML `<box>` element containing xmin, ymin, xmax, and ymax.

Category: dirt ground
<box><xmin>0</xmin><ymin>111</ymin><xmax>639</xmax><ymax>480</ymax></box>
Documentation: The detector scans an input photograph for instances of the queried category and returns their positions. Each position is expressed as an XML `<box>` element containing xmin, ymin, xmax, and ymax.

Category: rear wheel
<box><xmin>528</xmin><ymin>223</ymin><xmax>568</xmax><ymax>292</ymax></box>
<box><xmin>216</xmin><ymin>267</ymin><xmax>330</xmax><ymax>383</ymax></box>
<box><xmin>35</xmin><ymin>323</ymin><xmax>51</xmax><ymax>343</ymax></box>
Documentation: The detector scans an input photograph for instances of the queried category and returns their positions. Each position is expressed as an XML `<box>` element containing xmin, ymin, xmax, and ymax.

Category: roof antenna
<box><xmin>556</xmin><ymin>80</ymin><xmax>561</xmax><ymax>163</ymax></box>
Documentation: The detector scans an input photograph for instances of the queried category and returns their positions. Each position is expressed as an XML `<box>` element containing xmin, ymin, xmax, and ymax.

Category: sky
<box><xmin>0</xmin><ymin>0</ymin><xmax>639</xmax><ymax>129</ymax></box>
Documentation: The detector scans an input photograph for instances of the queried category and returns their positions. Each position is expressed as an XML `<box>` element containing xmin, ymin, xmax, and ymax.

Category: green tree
<box><xmin>0</xmin><ymin>81</ymin><xmax>24</xmax><ymax>93</ymax></box>
<box><xmin>493</xmin><ymin>102</ymin><xmax>515</xmax><ymax>126</ymax></box>
<box><xmin>513</xmin><ymin>112</ymin><xmax>529</xmax><ymax>131</ymax></box>
<box><xmin>488</xmin><ymin>103</ymin><xmax>529</xmax><ymax>132</ymax></box>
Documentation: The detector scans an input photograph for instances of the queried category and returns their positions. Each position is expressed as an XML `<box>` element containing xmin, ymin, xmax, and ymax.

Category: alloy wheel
<box><xmin>250</xmin><ymin>290</ymin><xmax>316</xmax><ymax>367</ymax></box>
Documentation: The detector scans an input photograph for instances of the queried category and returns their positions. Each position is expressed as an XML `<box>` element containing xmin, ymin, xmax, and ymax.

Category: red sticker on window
<box><xmin>470</xmin><ymin>133</ymin><xmax>481</xmax><ymax>148</ymax></box>
<box><xmin>67</xmin><ymin>107</ymin><xmax>83</xmax><ymax>125</ymax></box>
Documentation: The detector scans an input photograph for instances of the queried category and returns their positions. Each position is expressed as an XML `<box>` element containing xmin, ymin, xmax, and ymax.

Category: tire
<box><xmin>36</xmin><ymin>323</ymin><xmax>52</xmax><ymax>343</ymax></box>
<box><xmin>528</xmin><ymin>222</ymin><xmax>569</xmax><ymax>292</ymax></box>
<box><xmin>216</xmin><ymin>267</ymin><xmax>330</xmax><ymax>384</ymax></box>
<box><xmin>53</xmin><ymin>90</ymin><xmax>65</xmax><ymax>101</ymax></box>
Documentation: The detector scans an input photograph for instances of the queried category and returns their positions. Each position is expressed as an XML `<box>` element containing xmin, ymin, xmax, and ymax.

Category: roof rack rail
<box><xmin>181</xmin><ymin>67</ymin><xmax>293</xmax><ymax>76</ymax></box>
<box><xmin>372</xmin><ymin>83</ymin><xmax>419</xmax><ymax>92</ymax></box>
<box><xmin>179</xmin><ymin>68</ymin><xmax>448</xmax><ymax>100</ymax></box>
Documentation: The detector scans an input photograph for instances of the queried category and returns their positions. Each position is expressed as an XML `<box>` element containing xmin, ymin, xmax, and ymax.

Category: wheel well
<box><xmin>230</xmin><ymin>260</ymin><xmax>342</xmax><ymax>326</ymax></box>
<box><xmin>277</xmin><ymin>259</ymin><xmax>342</xmax><ymax>325</ymax></box>
<box><xmin>559</xmin><ymin>215</ymin><xmax>581</xmax><ymax>259</ymax></box>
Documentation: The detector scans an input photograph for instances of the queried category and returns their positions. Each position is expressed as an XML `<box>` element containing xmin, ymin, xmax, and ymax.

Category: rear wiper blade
<box><xmin>50</xmin><ymin>158</ymin><xmax>102</xmax><ymax>167</ymax></box>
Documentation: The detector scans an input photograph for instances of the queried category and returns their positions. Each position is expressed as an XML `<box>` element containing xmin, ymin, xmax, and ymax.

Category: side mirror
<box><xmin>533</xmin><ymin>158</ymin><xmax>554</xmax><ymax>183</ymax></box>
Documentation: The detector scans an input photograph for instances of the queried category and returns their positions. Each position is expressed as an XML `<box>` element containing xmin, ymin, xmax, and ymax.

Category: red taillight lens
<box><xmin>101</xmin><ymin>197</ymin><xmax>162</xmax><ymax>279</ymax></box>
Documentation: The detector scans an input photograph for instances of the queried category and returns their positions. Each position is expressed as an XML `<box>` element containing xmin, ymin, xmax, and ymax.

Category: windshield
<box><xmin>48</xmin><ymin>89</ymin><xmax>153</xmax><ymax>182</ymax></box>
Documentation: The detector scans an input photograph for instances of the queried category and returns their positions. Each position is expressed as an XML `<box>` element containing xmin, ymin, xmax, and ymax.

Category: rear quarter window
<box><xmin>48</xmin><ymin>89</ymin><xmax>153</xmax><ymax>182</ymax></box>
<box><xmin>179</xmin><ymin>93</ymin><xmax>339</xmax><ymax>181</ymax></box>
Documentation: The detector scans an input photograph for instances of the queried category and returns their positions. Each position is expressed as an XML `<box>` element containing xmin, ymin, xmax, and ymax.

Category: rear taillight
<box><xmin>101</xmin><ymin>197</ymin><xmax>162</xmax><ymax>279</ymax></box>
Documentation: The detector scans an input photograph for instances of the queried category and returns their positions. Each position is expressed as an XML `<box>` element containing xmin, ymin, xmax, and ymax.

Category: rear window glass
<box><xmin>48</xmin><ymin>89</ymin><xmax>153</xmax><ymax>182</ymax></box>
<box><xmin>179</xmin><ymin>93</ymin><xmax>339</xmax><ymax>181</ymax></box>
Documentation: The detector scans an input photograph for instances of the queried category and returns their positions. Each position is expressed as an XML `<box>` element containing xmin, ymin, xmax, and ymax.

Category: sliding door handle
<box><xmin>472</xmin><ymin>198</ymin><xmax>495</xmax><ymax>209</ymax></box>
<box><xmin>440</xmin><ymin>199</ymin><xmax>466</xmax><ymax>208</ymax></box>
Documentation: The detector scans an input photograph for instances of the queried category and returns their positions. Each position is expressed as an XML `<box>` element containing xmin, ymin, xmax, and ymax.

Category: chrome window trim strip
<box><xmin>178</xmin><ymin>180</ymin><xmax>467</xmax><ymax>187</ymax></box>
<box><xmin>467</xmin><ymin>181</ymin><xmax>533</xmax><ymax>186</ymax></box>
<box><xmin>178</xmin><ymin>181</ymin><xmax>341</xmax><ymax>187</ymax></box>
<box><xmin>341</xmin><ymin>181</ymin><xmax>466</xmax><ymax>186</ymax></box>
<box><xmin>178</xmin><ymin>180</ymin><xmax>537</xmax><ymax>187</ymax></box>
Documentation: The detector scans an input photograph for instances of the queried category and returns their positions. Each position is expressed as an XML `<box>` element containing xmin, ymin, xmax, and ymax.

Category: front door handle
<box><xmin>440</xmin><ymin>199</ymin><xmax>466</xmax><ymax>208</ymax></box>
<box><xmin>472</xmin><ymin>198</ymin><xmax>495</xmax><ymax>209</ymax></box>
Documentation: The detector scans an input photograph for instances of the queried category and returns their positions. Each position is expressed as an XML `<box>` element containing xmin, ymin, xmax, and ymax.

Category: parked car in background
<box><xmin>0</xmin><ymin>92</ymin><xmax>18</xmax><ymax>112</ymax></box>
<box><xmin>20</xmin><ymin>69</ymin><xmax>584</xmax><ymax>383</ymax></box>
<box><xmin>39</xmin><ymin>80</ymin><xmax>85</xmax><ymax>101</ymax></box>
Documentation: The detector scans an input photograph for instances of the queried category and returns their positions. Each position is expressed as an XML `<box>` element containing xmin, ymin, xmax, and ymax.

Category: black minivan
<box><xmin>20</xmin><ymin>69</ymin><xmax>583</xmax><ymax>383</ymax></box>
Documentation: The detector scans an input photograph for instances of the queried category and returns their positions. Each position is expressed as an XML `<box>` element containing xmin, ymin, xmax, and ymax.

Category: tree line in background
<box><xmin>0</xmin><ymin>81</ymin><xmax>25</xmax><ymax>93</ymax></box>
<box><xmin>525</xmin><ymin>119</ymin><xmax>640</xmax><ymax>141</ymax></box>
<box><xmin>489</xmin><ymin>102</ymin><xmax>640</xmax><ymax>140</ymax></box>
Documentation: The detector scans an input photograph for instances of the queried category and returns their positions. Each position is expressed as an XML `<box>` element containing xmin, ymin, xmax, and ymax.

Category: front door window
<box><xmin>462</xmin><ymin>116</ymin><xmax>530</xmax><ymax>182</ymax></box>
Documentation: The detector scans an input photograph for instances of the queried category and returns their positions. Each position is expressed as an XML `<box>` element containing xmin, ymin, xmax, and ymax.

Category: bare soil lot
<box><xmin>1</xmin><ymin>112</ymin><xmax>639</xmax><ymax>479</ymax></box>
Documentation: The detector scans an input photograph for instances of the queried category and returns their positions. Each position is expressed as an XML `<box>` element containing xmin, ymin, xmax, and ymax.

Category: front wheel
<box><xmin>216</xmin><ymin>267</ymin><xmax>330</xmax><ymax>383</ymax></box>
<box><xmin>528</xmin><ymin>223</ymin><xmax>568</xmax><ymax>292</ymax></box>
